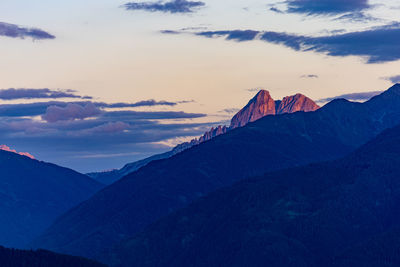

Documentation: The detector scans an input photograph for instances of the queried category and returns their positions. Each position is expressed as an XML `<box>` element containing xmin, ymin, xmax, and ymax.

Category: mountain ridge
<box><xmin>109</xmin><ymin>122</ymin><xmax>400</xmax><ymax>267</ymax></box>
<box><xmin>88</xmin><ymin>90</ymin><xmax>319</xmax><ymax>185</ymax></box>
<box><xmin>32</xmin><ymin>85</ymin><xmax>400</xmax><ymax>260</ymax></box>
<box><xmin>0</xmin><ymin>149</ymin><xmax>103</xmax><ymax>248</ymax></box>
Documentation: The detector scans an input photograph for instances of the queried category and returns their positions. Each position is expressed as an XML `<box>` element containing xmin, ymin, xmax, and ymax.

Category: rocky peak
<box><xmin>230</xmin><ymin>90</ymin><xmax>276</xmax><ymax>128</ymax></box>
<box><xmin>276</xmin><ymin>93</ymin><xmax>320</xmax><ymax>114</ymax></box>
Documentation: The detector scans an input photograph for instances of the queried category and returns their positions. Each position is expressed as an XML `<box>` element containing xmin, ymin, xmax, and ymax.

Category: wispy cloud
<box><xmin>196</xmin><ymin>30</ymin><xmax>260</xmax><ymax>42</ymax></box>
<box><xmin>284</xmin><ymin>0</ymin><xmax>371</xmax><ymax>15</ymax></box>
<box><xmin>0</xmin><ymin>88</ymin><xmax>91</xmax><ymax>100</ymax></box>
<box><xmin>317</xmin><ymin>91</ymin><xmax>383</xmax><ymax>103</ymax></box>
<box><xmin>301</xmin><ymin>74</ymin><xmax>319</xmax><ymax>78</ymax></box>
<box><xmin>179</xmin><ymin>23</ymin><xmax>400</xmax><ymax>63</ymax></box>
<box><xmin>383</xmin><ymin>75</ymin><xmax>400</xmax><ymax>84</ymax></box>
<box><xmin>0</xmin><ymin>22</ymin><xmax>55</xmax><ymax>40</ymax></box>
<box><xmin>123</xmin><ymin>0</ymin><xmax>205</xmax><ymax>14</ymax></box>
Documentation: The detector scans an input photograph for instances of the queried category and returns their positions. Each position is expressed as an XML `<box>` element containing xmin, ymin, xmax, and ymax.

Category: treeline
<box><xmin>0</xmin><ymin>246</ymin><xmax>107</xmax><ymax>267</ymax></box>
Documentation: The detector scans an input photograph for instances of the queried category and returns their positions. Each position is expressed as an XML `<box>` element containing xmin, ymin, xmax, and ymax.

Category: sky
<box><xmin>1</xmin><ymin>0</ymin><xmax>400</xmax><ymax>172</ymax></box>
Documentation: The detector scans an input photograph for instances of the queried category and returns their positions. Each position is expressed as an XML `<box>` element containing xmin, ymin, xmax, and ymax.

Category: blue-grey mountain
<box><xmin>32</xmin><ymin>85</ymin><xmax>400</xmax><ymax>261</ymax></box>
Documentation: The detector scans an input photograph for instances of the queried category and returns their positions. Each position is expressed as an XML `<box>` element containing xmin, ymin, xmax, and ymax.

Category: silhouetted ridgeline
<box><xmin>88</xmin><ymin>90</ymin><xmax>319</xmax><ymax>185</ymax></box>
<box><xmin>32</xmin><ymin>85</ymin><xmax>400</xmax><ymax>261</ymax></box>
<box><xmin>0</xmin><ymin>149</ymin><xmax>103</xmax><ymax>248</ymax></box>
<box><xmin>110</xmin><ymin>123</ymin><xmax>400</xmax><ymax>267</ymax></box>
<box><xmin>0</xmin><ymin>246</ymin><xmax>107</xmax><ymax>267</ymax></box>
<box><xmin>31</xmin><ymin>84</ymin><xmax>400</xmax><ymax>261</ymax></box>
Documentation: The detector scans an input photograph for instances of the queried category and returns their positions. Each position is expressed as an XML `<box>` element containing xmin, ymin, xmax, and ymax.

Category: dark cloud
<box><xmin>270</xmin><ymin>7</ymin><xmax>284</xmax><ymax>14</ymax></box>
<box><xmin>301</xmin><ymin>74</ymin><xmax>319</xmax><ymax>78</ymax></box>
<box><xmin>384</xmin><ymin>75</ymin><xmax>400</xmax><ymax>84</ymax></box>
<box><xmin>123</xmin><ymin>0</ymin><xmax>205</xmax><ymax>14</ymax></box>
<box><xmin>187</xmin><ymin>23</ymin><xmax>400</xmax><ymax>63</ymax></box>
<box><xmin>0</xmin><ymin>22</ymin><xmax>55</xmax><ymax>40</ymax></box>
<box><xmin>42</xmin><ymin>103</ymin><xmax>102</xmax><ymax>123</ymax></box>
<box><xmin>0</xmin><ymin>98</ymin><xmax>209</xmax><ymax>171</ymax></box>
<box><xmin>285</xmin><ymin>0</ymin><xmax>370</xmax><ymax>15</ymax></box>
<box><xmin>196</xmin><ymin>30</ymin><xmax>259</xmax><ymax>42</ymax></box>
<box><xmin>260</xmin><ymin>24</ymin><xmax>400</xmax><ymax>63</ymax></box>
<box><xmin>0</xmin><ymin>88</ymin><xmax>91</xmax><ymax>100</ymax></box>
<box><xmin>0</xmin><ymin>99</ymin><xmax>191</xmax><ymax>118</ymax></box>
<box><xmin>334</xmin><ymin>12</ymin><xmax>378</xmax><ymax>22</ymax></box>
<box><xmin>106</xmin><ymin>99</ymin><xmax>178</xmax><ymax>108</ymax></box>
<box><xmin>317</xmin><ymin>91</ymin><xmax>383</xmax><ymax>103</ymax></box>
<box><xmin>102</xmin><ymin>110</ymin><xmax>206</xmax><ymax>120</ymax></box>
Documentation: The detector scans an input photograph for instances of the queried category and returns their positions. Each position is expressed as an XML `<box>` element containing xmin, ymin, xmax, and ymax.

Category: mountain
<box><xmin>276</xmin><ymin>93</ymin><xmax>320</xmax><ymax>114</ymax></box>
<box><xmin>88</xmin><ymin>90</ymin><xmax>319</xmax><ymax>185</ymax></box>
<box><xmin>109</xmin><ymin>122</ymin><xmax>400</xmax><ymax>267</ymax></box>
<box><xmin>230</xmin><ymin>90</ymin><xmax>277</xmax><ymax>128</ymax></box>
<box><xmin>0</xmin><ymin>246</ymin><xmax>106</xmax><ymax>267</ymax></box>
<box><xmin>0</xmin><ymin>145</ymin><xmax>35</xmax><ymax>159</ymax></box>
<box><xmin>231</xmin><ymin>91</ymin><xmax>319</xmax><ymax>128</ymax></box>
<box><xmin>31</xmin><ymin>84</ymin><xmax>400</xmax><ymax>260</ymax></box>
<box><xmin>0</xmin><ymin>149</ymin><xmax>103</xmax><ymax>248</ymax></box>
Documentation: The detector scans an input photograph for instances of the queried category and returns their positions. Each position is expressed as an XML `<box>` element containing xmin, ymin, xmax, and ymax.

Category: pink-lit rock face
<box><xmin>0</xmin><ymin>145</ymin><xmax>35</xmax><ymax>159</ymax></box>
<box><xmin>276</xmin><ymin>93</ymin><xmax>320</xmax><ymax>114</ymax></box>
<box><xmin>230</xmin><ymin>90</ymin><xmax>277</xmax><ymax>128</ymax></box>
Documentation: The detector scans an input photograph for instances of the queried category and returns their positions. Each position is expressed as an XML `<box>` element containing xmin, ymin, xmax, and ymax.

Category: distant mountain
<box><xmin>0</xmin><ymin>149</ymin><xmax>103</xmax><ymax>248</ymax></box>
<box><xmin>32</xmin><ymin>84</ymin><xmax>400</xmax><ymax>260</ymax></box>
<box><xmin>88</xmin><ymin>90</ymin><xmax>319</xmax><ymax>185</ymax></box>
<box><xmin>0</xmin><ymin>145</ymin><xmax>35</xmax><ymax>159</ymax></box>
<box><xmin>0</xmin><ymin>246</ymin><xmax>106</xmax><ymax>267</ymax></box>
<box><xmin>109</xmin><ymin>122</ymin><xmax>400</xmax><ymax>267</ymax></box>
<box><xmin>230</xmin><ymin>90</ymin><xmax>277</xmax><ymax>128</ymax></box>
<box><xmin>276</xmin><ymin>93</ymin><xmax>320</xmax><ymax>114</ymax></box>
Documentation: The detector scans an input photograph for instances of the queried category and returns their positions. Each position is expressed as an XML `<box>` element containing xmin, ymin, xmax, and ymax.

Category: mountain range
<box><xmin>0</xmin><ymin>149</ymin><xmax>103</xmax><ymax>248</ymax></box>
<box><xmin>31</xmin><ymin>84</ymin><xmax>400</xmax><ymax>261</ymax></box>
<box><xmin>88</xmin><ymin>91</ymin><xmax>319</xmax><ymax>185</ymax></box>
<box><xmin>110</xmin><ymin>122</ymin><xmax>400</xmax><ymax>267</ymax></box>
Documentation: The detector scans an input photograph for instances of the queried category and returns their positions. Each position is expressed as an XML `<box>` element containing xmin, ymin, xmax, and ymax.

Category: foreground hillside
<box><xmin>33</xmin><ymin>85</ymin><xmax>400</xmax><ymax>260</ymax></box>
<box><xmin>111</xmin><ymin>123</ymin><xmax>400</xmax><ymax>267</ymax></box>
<box><xmin>0</xmin><ymin>150</ymin><xmax>103</xmax><ymax>248</ymax></box>
<box><xmin>0</xmin><ymin>246</ymin><xmax>106</xmax><ymax>267</ymax></box>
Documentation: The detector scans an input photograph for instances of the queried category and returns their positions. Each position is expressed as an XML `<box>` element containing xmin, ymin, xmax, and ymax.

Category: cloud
<box><xmin>0</xmin><ymin>97</ymin><xmax>209</xmax><ymax>171</ymax></box>
<box><xmin>196</xmin><ymin>30</ymin><xmax>260</xmax><ymax>42</ymax></box>
<box><xmin>317</xmin><ymin>91</ymin><xmax>383</xmax><ymax>103</ymax></box>
<box><xmin>219</xmin><ymin>108</ymin><xmax>240</xmax><ymax>114</ymax></box>
<box><xmin>246</xmin><ymin>87</ymin><xmax>265</xmax><ymax>92</ymax></box>
<box><xmin>186</xmin><ymin>23</ymin><xmax>400</xmax><ymax>63</ymax></box>
<box><xmin>301</xmin><ymin>74</ymin><xmax>319</xmax><ymax>78</ymax></box>
<box><xmin>105</xmin><ymin>99</ymin><xmax>178</xmax><ymax>108</ymax></box>
<box><xmin>101</xmin><ymin>110</ymin><xmax>206</xmax><ymax>120</ymax></box>
<box><xmin>0</xmin><ymin>22</ymin><xmax>55</xmax><ymax>40</ymax></box>
<box><xmin>123</xmin><ymin>0</ymin><xmax>205</xmax><ymax>14</ymax></box>
<box><xmin>0</xmin><ymin>98</ymin><xmax>193</xmax><ymax>118</ymax></box>
<box><xmin>270</xmin><ymin>7</ymin><xmax>284</xmax><ymax>13</ymax></box>
<box><xmin>84</xmin><ymin>122</ymin><xmax>131</xmax><ymax>134</ymax></box>
<box><xmin>384</xmin><ymin>75</ymin><xmax>400</xmax><ymax>84</ymax></box>
<box><xmin>0</xmin><ymin>88</ymin><xmax>91</xmax><ymax>100</ymax></box>
<box><xmin>334</xmin><ymin>12</ymin><xmax>379</xmax><ymax>22</ymax></box>
<box><xmin>284</xmin><ymin>0</ymin><xmax>371</xmax><ymax>15</ymax></box>
<box><xmin>42</xmin><ymin>103</ymin><xmax>102</xmax><ymax>123</ymax></box>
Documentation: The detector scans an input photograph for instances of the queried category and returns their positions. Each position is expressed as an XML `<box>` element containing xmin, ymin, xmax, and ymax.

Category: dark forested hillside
<box><xmin>110</xmin><ymin>123</ymin><xmax>400</xmax><ymax>267</ymax></box>
<box><xmin>0</xmin><ymin>150</ymin><xmax>103</xmax><ymax>248</ymax></box>
<box><xmin>33</xmin><ymin>85</ymin><xmax>400</xmax><ymax>260</ymax></box>
<box><xmin>0</xmin><ymin>246</ymin><xmax>107</xmax><ymax>267</ymax></box>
